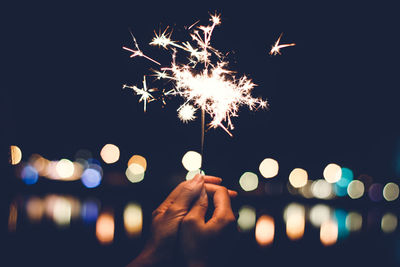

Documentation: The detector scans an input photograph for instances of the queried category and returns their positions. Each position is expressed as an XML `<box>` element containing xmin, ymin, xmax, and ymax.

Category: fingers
<box><xmin>203</xmin><ymin>175</ymin><xmax>222</xmax><ymax>185</ymax></box>
<box><xmin>166</xmin><ymin>174</ymin><xmax>204</xmax><ymax>214</ymax></box>
<box><xmin>185</xmin><ymin>186</ymin><xmax>208</xmax><ymax>223</ymax></box>
<box><xmin>204</xmin><ymin>183</ymin><xmax>238</xmax><ymax>198</ymax></box>
<box><xmin>206</xmin><ymin>187</ymin><xmax>235</xmax><ymax>231</ymax></box>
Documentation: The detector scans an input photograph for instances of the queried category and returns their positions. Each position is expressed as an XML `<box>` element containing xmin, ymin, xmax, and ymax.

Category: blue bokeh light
<box><xmin>81</xmin><ymin>199</ymin><xmax>100</xmax><ymax>224</ymax></box>
<box><xmin>81</xmin><ymin>168</ymin><xmax>102</xmax><ymax>188</ymax></box>
<box><xmin>21</xmin><ymin>165</ymin><xmax>39</xmax><ymax>185</ymax></box>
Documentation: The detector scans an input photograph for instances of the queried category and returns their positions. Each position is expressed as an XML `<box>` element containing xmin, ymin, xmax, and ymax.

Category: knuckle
<box><xmin>151</xmin><ymin>209</ymin><xmax>161</xmax><ymax>218</ymax></box>
<box><xmin>182</xmin><ymin>216</ymin><xmax>198</xmax><ymax>227</ymax></box>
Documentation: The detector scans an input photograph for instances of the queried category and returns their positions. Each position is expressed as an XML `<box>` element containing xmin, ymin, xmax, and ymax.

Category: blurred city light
<box><xmin>26</xmin><ymin>197</ymin><xmax>45</xmax><ymax>223</ymax></box>
<box><xmin>381</xmin><ymin>213</ymin><xmax>398</xmax><ymax>233</ymax></box>
<box><xmin>96</xmin><ymin>212</ymin><xmax>115</xmax><ymax>245</ymax></box>
<box><xmin>186</xmin><ymin>169</ymin><xmax>205</xmax><ymax>180</ymax></box>
<box><xmin>383</xmin><ymin>182</ymin><xmax>399</xmax><ymax>201</ymax></box>
<box><xmin>29</xmin><ymin>154</ymin><xmax>49</xmax><ymax>176</ymax></box>
<box><xmin>284</xmin><ymin>203</ymin><xmax>305</xmax><ymax>241</ymax></box>
<box><xmin>347</xmin><ymin>180</ymin><xmax>365</xmax><ymax>199</ymax></box>
<box><xmin>323</xmin><ymin>163</ymin><xmax>342</xmax><ymax>183</ymax></box>
<box><xmin>8</xmin><ymin>202</ymin><xmax>17</xmax><ymax>232</ymax></box>
<box><xmin>309</xmin><ymin>204</ymin><xmax>331</xmax><ymax>227</ymax></box>
<box><xmin>21</xmin><ymin>165</ymin><xmax>39</xmax><ymax>185</ymax></box>
<box><xmin>255</xmin><ymin>215</ymin><xmax>275</xmax><ymax>246</ymax></box>
<box><xmin>237</xmin><ymin>205</ymin><xmax>256</xmax><ymax>232</ymax></box>
<box><xmin>81</xmin><ymin>168</ymin><xmax>102</xmax><ymax>188</ymax></box>
<box><xmin>334</xmin><ymin>167</ymin><xmax>353</xmax><ymax>197</ymax></box>
<box><xmin>311</xmin><ymin>179</ymin><xmax>334</xmax><ymax>199</ymax></box>
<box><xmin>124</xmin><ymin>203</ymin><xmax>143</xmax><ymax>237</ymax></box>
<box><xmin>10</xmin><ymin>145</ymin><xmax>22</xmax><ymax>165</ymax></box>
<box><xmin>56</xmin><ymin>159</ymin><xmax>75</xmax><ymax>179</ymax></box>
<box><xmin>333</xmin><ymin>209</ymin><xmax>349</xmax><ymax>240</ymax></box>
<box><xmin>181</xmin><ymin>151</ymin><xmax>202</xmax><ymax>171</ymax></box>
<box><xmin>345</xmin><ymin>212</ymin><xmax>362</xmax><ymax>232</ymax></box>
<box><xmin>368</xmin><ymin>183</ymin><xmax>383</xmax><ymax>202</ymax></box>
<box><xmin>125</xmin><ymin>165</ymin><xmax>145</xmax><ymax>183</ymax></box>
<box><xmin>52</xmin><ymin>197</ymin><xmax>72</xmax><ymax>227</ymax></box>
<box><xmin>320</xmin><ymin>220</ymin><xmax>338</xmax><ymax>246</ymax></box>
<box><xmin>259</xmin><ymin>158</ymin><xmax>279</xmax><ymax>178</ymax></box>
<box><xmin>288</xmin><ymin>168</ymin><xmax>308</xmax><ymax>188</ymax></box>
<box><xmin>128</xmin><ymin>155</ymin><xmax>147</xmax><ymax>170</ymax></box>
<box><xmin>100</xmin><ymin>144</ymin><xmax>120</xmax><ymax>164</ymax></box>
<box><xmin>81</xmin><ymin>199</ymin><xmax>100</xmax><ymax>224</ymax></box>
<box><xmin>299</xmin><ymin>180</ymin><xmax>314</xmax><ymax>199</ymax></box>
<box><xmin>239</xmin><ymin>172</ymin><xmax>258</xmax><ymax>192</ymax></box>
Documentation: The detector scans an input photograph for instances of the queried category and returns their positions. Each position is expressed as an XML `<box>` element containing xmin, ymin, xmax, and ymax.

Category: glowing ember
<box><xmin>123</xmin><ymin>76</ymin><xmax>156</xmax><ymax>112</ymax></box>
<box><xmin>269</xmin><ymin>33</ymin><xmax>296</xmax><ymax>56</ymax></box>
<box><xmin>178</xmin><ymin>104</ymin><xmax>197</xmax><ymax>123</ymax></box>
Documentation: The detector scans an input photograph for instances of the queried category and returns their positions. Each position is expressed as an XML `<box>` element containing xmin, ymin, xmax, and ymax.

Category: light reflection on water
<box><xmin>7</xmin><ymin>194</ymin><xmax>399</xmax><ymax>247</ymax></box>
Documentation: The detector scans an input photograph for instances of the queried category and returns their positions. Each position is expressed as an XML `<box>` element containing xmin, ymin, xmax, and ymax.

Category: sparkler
<box><xmin>123</xmin><ymin>13</ymin><xmax>270</xmax><ymax>158</ymax></box>
<box><xmin>269</xmin><ymin>33</ymin><xmax>296</xmax><ymax>55</ymax></box>
<box><xmin>123</xmin><ymin>76</ymin><xmax>156</xmax><ymax>112</ymax></box>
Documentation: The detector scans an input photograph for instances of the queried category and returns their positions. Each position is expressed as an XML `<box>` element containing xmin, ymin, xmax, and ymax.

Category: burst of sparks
<box><xmin>178</xmin><ymin>104</ymin><xmax>197</xmax><ymax>123</ymax></box>
<box><xmin>269</xmin><ymin>33</ymin><xmax>296</xmax><ymax>55</ymax></box>
<box><xmin>123</xmin><ymin>13</ymin><xmax>269</xmax><ymax>136</ymax></box>
<box><xmin>123</xmin><ymin>76</ymin><xmax>156</xmax><ymax>112</ymax></box>
<box><xmin>123</xmin><ymin>31</ymin><xmax>161</xmax><ymax>65</ymax></box>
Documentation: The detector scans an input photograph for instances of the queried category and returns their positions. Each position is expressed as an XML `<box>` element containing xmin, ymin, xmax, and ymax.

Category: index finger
<box><xmin>206</xmin><ymin>187</ymin><xmax>235</xmax><ymax>230</ymax></box>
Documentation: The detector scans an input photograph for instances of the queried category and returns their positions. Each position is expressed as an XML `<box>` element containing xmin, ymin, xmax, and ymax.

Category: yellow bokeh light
<box><xmin>126</xmin><ymin>165</ymin><xmax>145</xmax><ymax>183</ymax></box>
<box><xmin>381</xmin><ymin>213</ymin><xmax>398</xmax><ymax>233</ymax></box>
<box><xmin>237</xmin><ymin>205</ymin><xmax>256</xmax><ymax>232</ymax></box>
<box><xmin>255</xmin><ymin>215</ymin><xmax>275</xmax><ymax>246</ymax></box>
<box><xmin>299</xmin><ymin>180</ymin><xmax>314</xmax><ymax>199</ymax></box>
<box><xmin>128</xmin><ymin>155</ymin><xmax>147</xmax><ymax>172</ymax></box>
<box><xmin>320</xmin><ymin>220</ymin><xmax>338</xmax><ymax>246</ymax></box>
<box><xmin>347</xmin><ymin>180</ymin><xmax>365</xmax><ymax>199</ymax></box>
<box><xmin>239</xmin><ymin>172</ymin><xmax>258</xmax><ymax>192</ymax></box>
<box><xmin>345</xmin><ymin>212</ymin><xmax>362</xmax><ymax>232</ymax></box>
<box><xmin>309</xmin><ymin>204</ymin><xmax>331</xmax><ymax>227</ymax></box>
<box><xmin>323</xmin><ymin>163</ymin><xmax>342</xmax><ymax>183</ymax></box>
<box><xmin>181</xmin><ymin>151</ymin><xmax>202</xmax><ymax>171</ymax></box>
<box><xmin>96</xmin><ymin>212</ymin><xmax>115</xmax><ymax>245</ymax></box>
<box><xmin>52</xmin><ymin>197</ymin><xmax>72</xmax><ymax>227</ymax></box>
<box><xmin>186</xmin><ymin>169</ymin><xmax>205</xmax><ymax>180</ymax></box>
<box><xmin>26</xmin><ymin>197</ymin><xmax>44</xmax><ymax>223</ymax></box>
<box><xmin>288</xmin><ymin>168</ymin><xmax>308</xmax><ymax>188</ymax></box>
<box><xmin>10</xmin><ymin>145</ymin><xmax>22</xmax><ymax>165</ymax></box>
<box><xmin>259</xmin><ymin>158</ymin><xmax>279</xmax><ymax>179</ymax></box>
<box><xmin>29</xmin><ymin>154</ymin><xmax>49</xmax><ymax>176</ymax></box>
<box><xmin>100</xmin><ymin>144</ymin><xmax>120</xmax><ymax>164</ymax></box>
<box><xmin>56</xmin><ymin>159</ymin><xmax>75</xmax><ymax>179</ymax></box>
<box><xmin>8</xmin><ymin>202</ymin><xmax>17</xmax><ymax>232</ymax></box>
<box><xmin>286</xmin><ymin>214</ymin><xmax>305</xmax><ymax>241</ymax></box>
<box><xmin>383</xmin><ymin>182</ymin><xmax>399</xmax><ymax>201</ymax></box>
<box><xmin>311</xmin><ymin>179</ymin><xmax>334</xmax><ymax>199</ymax></box>
<box><xmin>124</xmin><ymin>203</ymin><xmax>143</xmax><ymax>237</ymax></box>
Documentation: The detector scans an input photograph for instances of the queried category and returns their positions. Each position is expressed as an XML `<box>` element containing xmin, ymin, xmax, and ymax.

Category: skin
<box><xmin>127</xmin><ymin>174</ymin><xmax>237</xmax><ymax>267</ymax></box>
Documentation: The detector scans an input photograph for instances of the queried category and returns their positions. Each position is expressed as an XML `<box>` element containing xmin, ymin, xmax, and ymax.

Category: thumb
<box><xmin>186</xmin><ymin>185</ymin><xmax>208</xmax><ymax>222</ymax></box>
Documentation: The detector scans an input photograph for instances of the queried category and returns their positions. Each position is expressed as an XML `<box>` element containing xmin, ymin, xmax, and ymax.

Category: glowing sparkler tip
<box><xmin>178</xmin><ymin>104</ymin><xmax>197</xmax><ymax>123</ymax></box>
<box><xmin>269</xmin><ymin>33</ymin><xmax>296</xmax><ymax>56</ymax></box>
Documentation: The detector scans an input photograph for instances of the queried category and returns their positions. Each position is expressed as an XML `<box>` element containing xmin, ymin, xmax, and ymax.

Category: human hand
<box><xmin>128</xmin><ymin>174</ymin><xmax>237</xmax><ymax>267</ymax></box>
<box><xmin>179</xmin><ymin>185</ymin><xmax>236</xmax><ymax>267</ymax></box>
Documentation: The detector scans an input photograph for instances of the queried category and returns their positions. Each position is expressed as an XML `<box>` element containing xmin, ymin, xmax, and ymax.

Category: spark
<box><xmin>123</xmin><ymin>31</ymin><xmax>161</xmax><ymax>65</ymax></box>
<box><xmin>123</xmin><ymin>76</ymin><xmax>156</xmax><ymax>112</ymax></box>
<box><xmin>269</xmin><ymin>33</ymin><xmax>296</xmax><ymax>55</ymax></box>
<box><xmin>178</xmin><ymin>104</ymin><xmax>197</xmax><ymax>123</ymax></box>
<box><xmin>123</xmin><ymin>13</ymin><xmax>268</xmax><ymax>135</ymax></box>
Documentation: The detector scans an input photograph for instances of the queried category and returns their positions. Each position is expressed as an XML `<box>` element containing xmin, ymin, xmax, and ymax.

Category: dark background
<box><xmin>2</xmin><ymin>0</ymin><xmax>400</xmax><ymax>266</ymax></box>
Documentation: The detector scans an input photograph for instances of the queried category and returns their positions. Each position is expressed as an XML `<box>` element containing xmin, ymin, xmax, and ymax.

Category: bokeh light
<box><xmin>186</xmin><ymin>169</ymin><xmax>205</xmax><ymax>180</ymax></box>
<box><xmin>288</xmin><ymin>168</ymin><xmax>308</xmax><ymax>188</ymax></box>
<box><xmin>347</xmin><ymin>180</ymin><xmax>365</xmax><ymax>199</ymax></box>
<box><xmin>284</xmin><ymin>203</ymin><xmax>305</xmax><ymax>241</ymax></box>
<box><xmin>128</xmin><ymin>155</ymin><xmax>147</xmax><ymax>170</ymax></box>
<box><xmin>100</xmin><ymin>144</ymin><xmax>120</xmax><ymax>164</ymax></box>
<box><xmin>8</xmin><ymin>202</ymin><xmax>17</xmax><ymax>232</ymax></box>
<box><xmin>309</xmin><ymin>204</ymin><xmax>331</xmax><ymax>227</ymax></box>
<box><xmin>383</xmin><ymin>182</ymin><xmax>399</xmax><ymax>201</ymax></box>
<box><xmin>323</xmin><ymin>163</ymin><xmax>342</xmax><ymax>183</ymax></box>
<box><xmin>255</xmin><ymin>215</ymin><xmax>275</xmax><ymax>246</ymax></box>
<box><xmin>29</xmin><ymin>154</ymin><xmax>49</xmax><ymax>176</ymax></box>
<box><xmin>311</xmin><ymin>179</ymin><xmax>334</xmax><ymax>199</ymax></box>
<box><xmin>334</xmin><ymin>209</ymin><xmax>349</xmax><ymax>240</ymax></box>
<box><xmin>368</xmin><ymin>183</ymin><xmax>383</xmax><ymax>202</ymax></box>
<box><xmin>21</xmin><ymin>165</ymin><xmax>39</xmax><ymax>185</ymax></box>
<box><xmin>26</xmin><ymin>197</ymin><xmax>45</xmax><ymax>223</ymax></box>
<box><xmin>10</xmin><ymin>145</ymin><xmax>22</xmax><ymax>165</ymax></box>
<box><xmin>299</xmin><ymin>180</ymin><xmax>314</xmax><ymax>199</ymax></box>
<box><xmin>181</xmin><ymin>151</ymin><xmax>202</xmax><ymax>171</ymax></box>
<box><xmin>81</xmin><ymin>168</ymin><xmax>102</xmax><ymax>188</ymax></box>
<box><xmin>239</xmin><ymin>172</ymin><xmax>258</xmax><ymax>192</ymax></box>
<box><xmin>320</xmin><ymin>220</ymin><xmax>338</xmax><ymax>246</ymax></box>
<box><xmin>259</xmin><ymin>158</ymin><xmax>279</xmax><ymax>178</ymax></box>
<box><xmin>125</xmin><ymin>165</ymin><xmax>145</xmax><ymax>183</ymax></box>
<box><xmin>346</xmin><ymin>212</ymin><xmax>362</xmax><ymax>232</ymax></box>
<box><xmin>381</xmin><ymin>213</ymin><xmax>398</xmax><ymax>233</ymax></box>
<box><xmin>52</xmin><ymin>197</ymin><xmax>72</xmax><ymax>227</ymax></box>
<box><xmin>81</xmin><ymin>199</ymin><xmax>100</xmax><ymax>224</ymax></box>
<box><xmin>96</xmin><ymin>212</ymin><xmax>115</xmax><ymax>245</ymax></box>
<box><xmin>124</xmin><ymin>203</ymin><xmax>143</xmax><ymax>237</ymax></box>
<box><xmin>56</xmin><ymin>159</ymin><xmax>75</xmax><ymax>179</ymax></box>
<box><xmin>237</xmin><ymin>205</ymin><xmax>256</xmax><ymax>232</ymax></box>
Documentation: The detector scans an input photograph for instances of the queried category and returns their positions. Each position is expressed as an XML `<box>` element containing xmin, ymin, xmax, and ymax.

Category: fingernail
<box><xmin>193</xmin><ymin>174</ymin><xmax>203</xmax><ymax>183</ymax></box>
